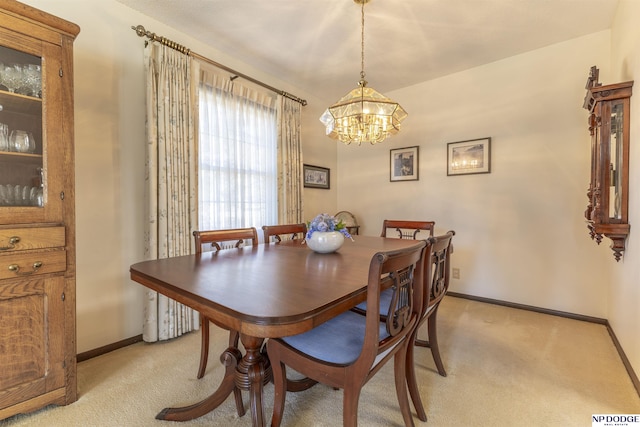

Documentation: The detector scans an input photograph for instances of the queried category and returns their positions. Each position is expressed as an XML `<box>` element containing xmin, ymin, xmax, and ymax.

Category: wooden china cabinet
<box><xmin>0</xmin><ymin>0</ymin><xmax>79</xmax><ymax>419</ymax></box>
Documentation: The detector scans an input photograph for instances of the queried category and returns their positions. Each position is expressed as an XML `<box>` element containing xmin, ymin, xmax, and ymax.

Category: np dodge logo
<box><xmin>592</xmin><ymin>414</ymin><xmax>640</xmax><ymax>426</ymax></box>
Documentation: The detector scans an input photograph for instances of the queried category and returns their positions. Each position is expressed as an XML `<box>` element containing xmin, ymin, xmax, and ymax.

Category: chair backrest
<box><xmin>380</xmin><ymin>219</ymin><xmax>435</xmax><ymax>240</ymax></box>
<box><xmin>422</xmin><ymin>230</ymin><xmax>455</xmax><ymax>314</ymax></box>
<box><xmin>361</xmin><ymin>240</ymin><xmax>430</xmax><ymax>365</ymax></box>
<box><xmin>261</xmin><ymin>223</ymin><xmax>306</xmax><ymax>243</ymax></box>
<box><xmin>193</xmin><ymin>227</ymin><xmax>259</xmax><ymax>253</ymax></box>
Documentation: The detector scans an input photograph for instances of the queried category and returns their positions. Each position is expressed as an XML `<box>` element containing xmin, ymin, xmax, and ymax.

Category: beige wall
<box><xmin>301</xmin><ymin>97</ymin><xmax>339</xmax><ymax>219</ymax></box>
<box><xmin>19</xmin><ymin>0</ymin><xmax>639</xmax><ymax>380</ymax></box>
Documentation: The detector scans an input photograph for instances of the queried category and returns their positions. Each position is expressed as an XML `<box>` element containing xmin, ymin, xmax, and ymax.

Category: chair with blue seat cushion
<box><xmin>379</xmin><ymin>221</ymin><xmax>453</xmax><ymax>376</ymax></box>
<box><xmin>353</xmin><ymin>219</ymin><xmax>435</xmax><ymax>321</ymax></box>
<box><xmin>267</xmin><ymin>240</ymin><xmax>429</xmax><ymax>427</ymax></box>
<box><xmin>358</xmin><ymin>222</ymin><xmax>455</xmax><ymax>421</ymax></box>
<box><xmin>406</xmin><ymin>230</ymin><xmax>455</xmax><ymax>421</ymax></box>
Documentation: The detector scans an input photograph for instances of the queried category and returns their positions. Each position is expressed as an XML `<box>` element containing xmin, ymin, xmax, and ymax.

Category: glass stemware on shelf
<box><xmin>0</xmin><ymin>62</ymin><xmax>41</xmax><ymax>97</ymax></box>
<box><xmin>22</xmin><ymin>64</ymin><xmax>41</xmax><ymax>97</ymax></box>
<box><xmin>0</xmin><ymin>184</ymin><xmax>43</xmax><ymax>206</ymax></box>
<box><xmin>0</xmin><ymin>122</ymin><xmax>8</xmax><ymax>151</ymax></box>
<box><xmin>0</xmin><ymin>127</ymin><xmax>37</xmax><ymax>153</ymax></box>
<box><xmin>9</xmin><ymin>129</ymin><xmax>36</xmax><ymax>153</ymax></box>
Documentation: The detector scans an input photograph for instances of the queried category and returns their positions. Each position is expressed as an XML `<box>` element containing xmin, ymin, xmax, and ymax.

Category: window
<box><xmin>198</xmin><ymin>72</ymin><xmax>278</xmax><ymax>236</ymax></box>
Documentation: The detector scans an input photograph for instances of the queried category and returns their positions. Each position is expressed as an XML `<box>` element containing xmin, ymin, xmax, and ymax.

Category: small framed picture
<box><xmin>303</xmin><ymin>164</ymin><xmax>330</xmax><ymax>189</ymax></box>
<box><xmin>447</xmin><ymin>137</ymin><xmax>491</xmax><ymax>176</ymax></box>
<box><xmin>390</xmin><ymin>146</ymin><xmax>419</xmax><ymax>182</ymax></box>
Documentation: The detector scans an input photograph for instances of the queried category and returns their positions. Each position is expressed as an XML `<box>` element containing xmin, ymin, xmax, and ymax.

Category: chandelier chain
<box><xmin>360</xmin><ymin>0</ymin><xmax>365</xmax><ymax>80</ymax></box>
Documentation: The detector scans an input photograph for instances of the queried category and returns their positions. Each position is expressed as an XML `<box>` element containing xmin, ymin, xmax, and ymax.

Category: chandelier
<box><xmin>320</xmin><ymin>0</ymin><xmax>407</xmax><ymax>145</ymax></box>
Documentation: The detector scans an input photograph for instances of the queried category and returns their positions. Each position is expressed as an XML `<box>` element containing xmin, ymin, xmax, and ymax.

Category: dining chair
<box><xmin>353</xmin><ymin>219</ymin><xmax>435</xmax><ymax>315</ymax></box>
<box><xmin>192</xmin><ymin>228</ymin><xmax>259</xmax><ymax>382</ymax></box>
<box><xmin>267</xmin><ymin>240</ymin><xmax>429</xmax><ymax>427</ymax></box>
<box><xmin>406</xmin><ymin>230</ymin><xmax>455</xmax><ymax>422</ymax></box>
<box><xmin>379</xmin><ymin>222</ymin><xmax>454</xmax><ymax>374</ymax></box>
<box><xmin>261</xmin><ymin>223</ymin><xmax>306</xmax><ymax>243</ymax></box>
<box><xmin>380</xmin><ymin>219</ymin><xmax>435</xmax><ymax>240</ymax></box>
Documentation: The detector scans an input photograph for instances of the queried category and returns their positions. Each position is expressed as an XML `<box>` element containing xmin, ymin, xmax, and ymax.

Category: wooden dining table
<box><xmin>129</xmin><ymin>235</ymin><xmax>424</xmax><ymax>427</ymax></box>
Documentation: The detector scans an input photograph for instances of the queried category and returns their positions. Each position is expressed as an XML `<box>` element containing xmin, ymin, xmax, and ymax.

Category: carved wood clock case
<box><xmin>583</xmin><ymin>66</ymin><xmax>633</xmax><ymax>261</ymax></box>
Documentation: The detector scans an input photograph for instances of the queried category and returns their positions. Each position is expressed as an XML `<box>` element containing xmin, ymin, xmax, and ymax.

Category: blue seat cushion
<box><xmin>281</xmin><ymin>310</ymin><xmax>390</xmax><ymax>365</ymax></box>
<box><xmin>355</xmin><ymin>288</ymin><xmax>393</xmax><ymax>314</ymax></box>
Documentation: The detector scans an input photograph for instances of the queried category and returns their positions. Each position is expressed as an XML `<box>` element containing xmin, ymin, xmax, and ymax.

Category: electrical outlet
<box><xmin>452</xmin><ymin>267</ymin><xmax>460</xmax><ymax>279</ymax></box>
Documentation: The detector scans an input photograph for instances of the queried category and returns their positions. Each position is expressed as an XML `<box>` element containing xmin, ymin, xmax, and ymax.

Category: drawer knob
<box><xmin>8</xmin><ymin>261</ymin><xmax>43</xmax><ymax>276</ymax></box>
<box><xmin>0</xmin><ymin>236</ymin><xmax>20</xmax><ymax>251</ymax></box>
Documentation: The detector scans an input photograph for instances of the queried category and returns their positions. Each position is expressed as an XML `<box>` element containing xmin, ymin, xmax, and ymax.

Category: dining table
<box><xmin>129</xmin><ymin>235</ymin><xmax>425</xmax><ymax>427</ymax></box>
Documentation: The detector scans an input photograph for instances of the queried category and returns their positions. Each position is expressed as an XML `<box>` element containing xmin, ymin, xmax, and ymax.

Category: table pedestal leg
<box><xmin>236</xmin><ymin>335</ymin><xmax>272</xmax><ymax>427</ymax></box>
<box><xmin>157</xmin><ymin>346</ymin><xmax>243</xmax><ymax>421</ymax></box>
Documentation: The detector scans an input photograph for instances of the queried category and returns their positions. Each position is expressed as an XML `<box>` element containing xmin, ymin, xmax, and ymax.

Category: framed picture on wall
<box><xmin>303</xmin><ymin>164</ymin><xmax>330</xmax><ymax>189</ymax></box>
<box><xmin>390</xmin><ymin>146</ymin><xmax>419</xmax><ymax>182</ymax></box>
<box><xmin>447</xmin><ymin>137</ymin><xmax>491</xmax><ymax>176</ymax></box>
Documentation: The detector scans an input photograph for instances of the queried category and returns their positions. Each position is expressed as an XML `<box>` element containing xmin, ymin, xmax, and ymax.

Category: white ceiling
<box><xmin>116</xmin><ymin>0</ymin><xmax>618</xmax><ymax>103</ymax></box>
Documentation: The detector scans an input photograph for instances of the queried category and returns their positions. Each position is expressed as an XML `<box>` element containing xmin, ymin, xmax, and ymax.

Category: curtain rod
<box><xmin>131</xmin><ymin>24</ymin><xmax>307</xmax><ymax>106</ymax></box>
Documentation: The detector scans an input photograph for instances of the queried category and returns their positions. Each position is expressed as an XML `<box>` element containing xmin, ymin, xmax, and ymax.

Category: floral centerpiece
<box><xmin>304</xmin><ymin>213</ymin><xmax>353</xmax><ymax>253</ymax></box>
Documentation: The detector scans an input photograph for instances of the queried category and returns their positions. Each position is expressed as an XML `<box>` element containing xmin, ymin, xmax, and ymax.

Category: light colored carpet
<box><xmin>1</xmin><ymin>297</ymin><xmax>639</xmax><ymax>426</ymax></box>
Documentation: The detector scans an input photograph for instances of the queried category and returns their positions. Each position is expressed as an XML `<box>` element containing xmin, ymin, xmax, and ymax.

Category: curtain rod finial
<box><xmin>133</xmin><ymin>24</ymin><xmax>147</xmax><ymax>38</ymax></box>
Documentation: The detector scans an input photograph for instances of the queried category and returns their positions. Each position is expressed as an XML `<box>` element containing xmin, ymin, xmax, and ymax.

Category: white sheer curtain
<box><xmin>142</xmin><ymin>42</ymin><xmax>200</xmax><ymax>342</ymax></box>
<box><xmin>198</xmin><ymin>67</ymin><xmax>278</xmax><ymax>233</ymax></box>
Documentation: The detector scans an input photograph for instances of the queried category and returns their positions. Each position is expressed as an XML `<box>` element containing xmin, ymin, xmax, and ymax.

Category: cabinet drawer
<box><xmin>0</xmin><ymin>227</ymin><xmax>65</xmax><ymax>252</ymax></box>
<box><xmin>0</xmin><ymin>250</ymin><xmax>66</xmax><ymax>281</ymax></box>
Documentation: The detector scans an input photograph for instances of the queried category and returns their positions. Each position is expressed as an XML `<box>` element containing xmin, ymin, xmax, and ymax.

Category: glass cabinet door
<box><xmin>0</xmin><ymin>29</ymin><xmax>65</xmax><ymax>225</ymax></box>
<box><xmin>0</xmin><ymin>45</ymin><xmax>43</xmax><ymax>208</ymax></box>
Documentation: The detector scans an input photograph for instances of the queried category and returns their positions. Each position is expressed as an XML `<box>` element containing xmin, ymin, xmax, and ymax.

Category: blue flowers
<box><xmin>306</xmin><ymin>213</ymin><xmax>353</xmax><ymax>241</ymax></box>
